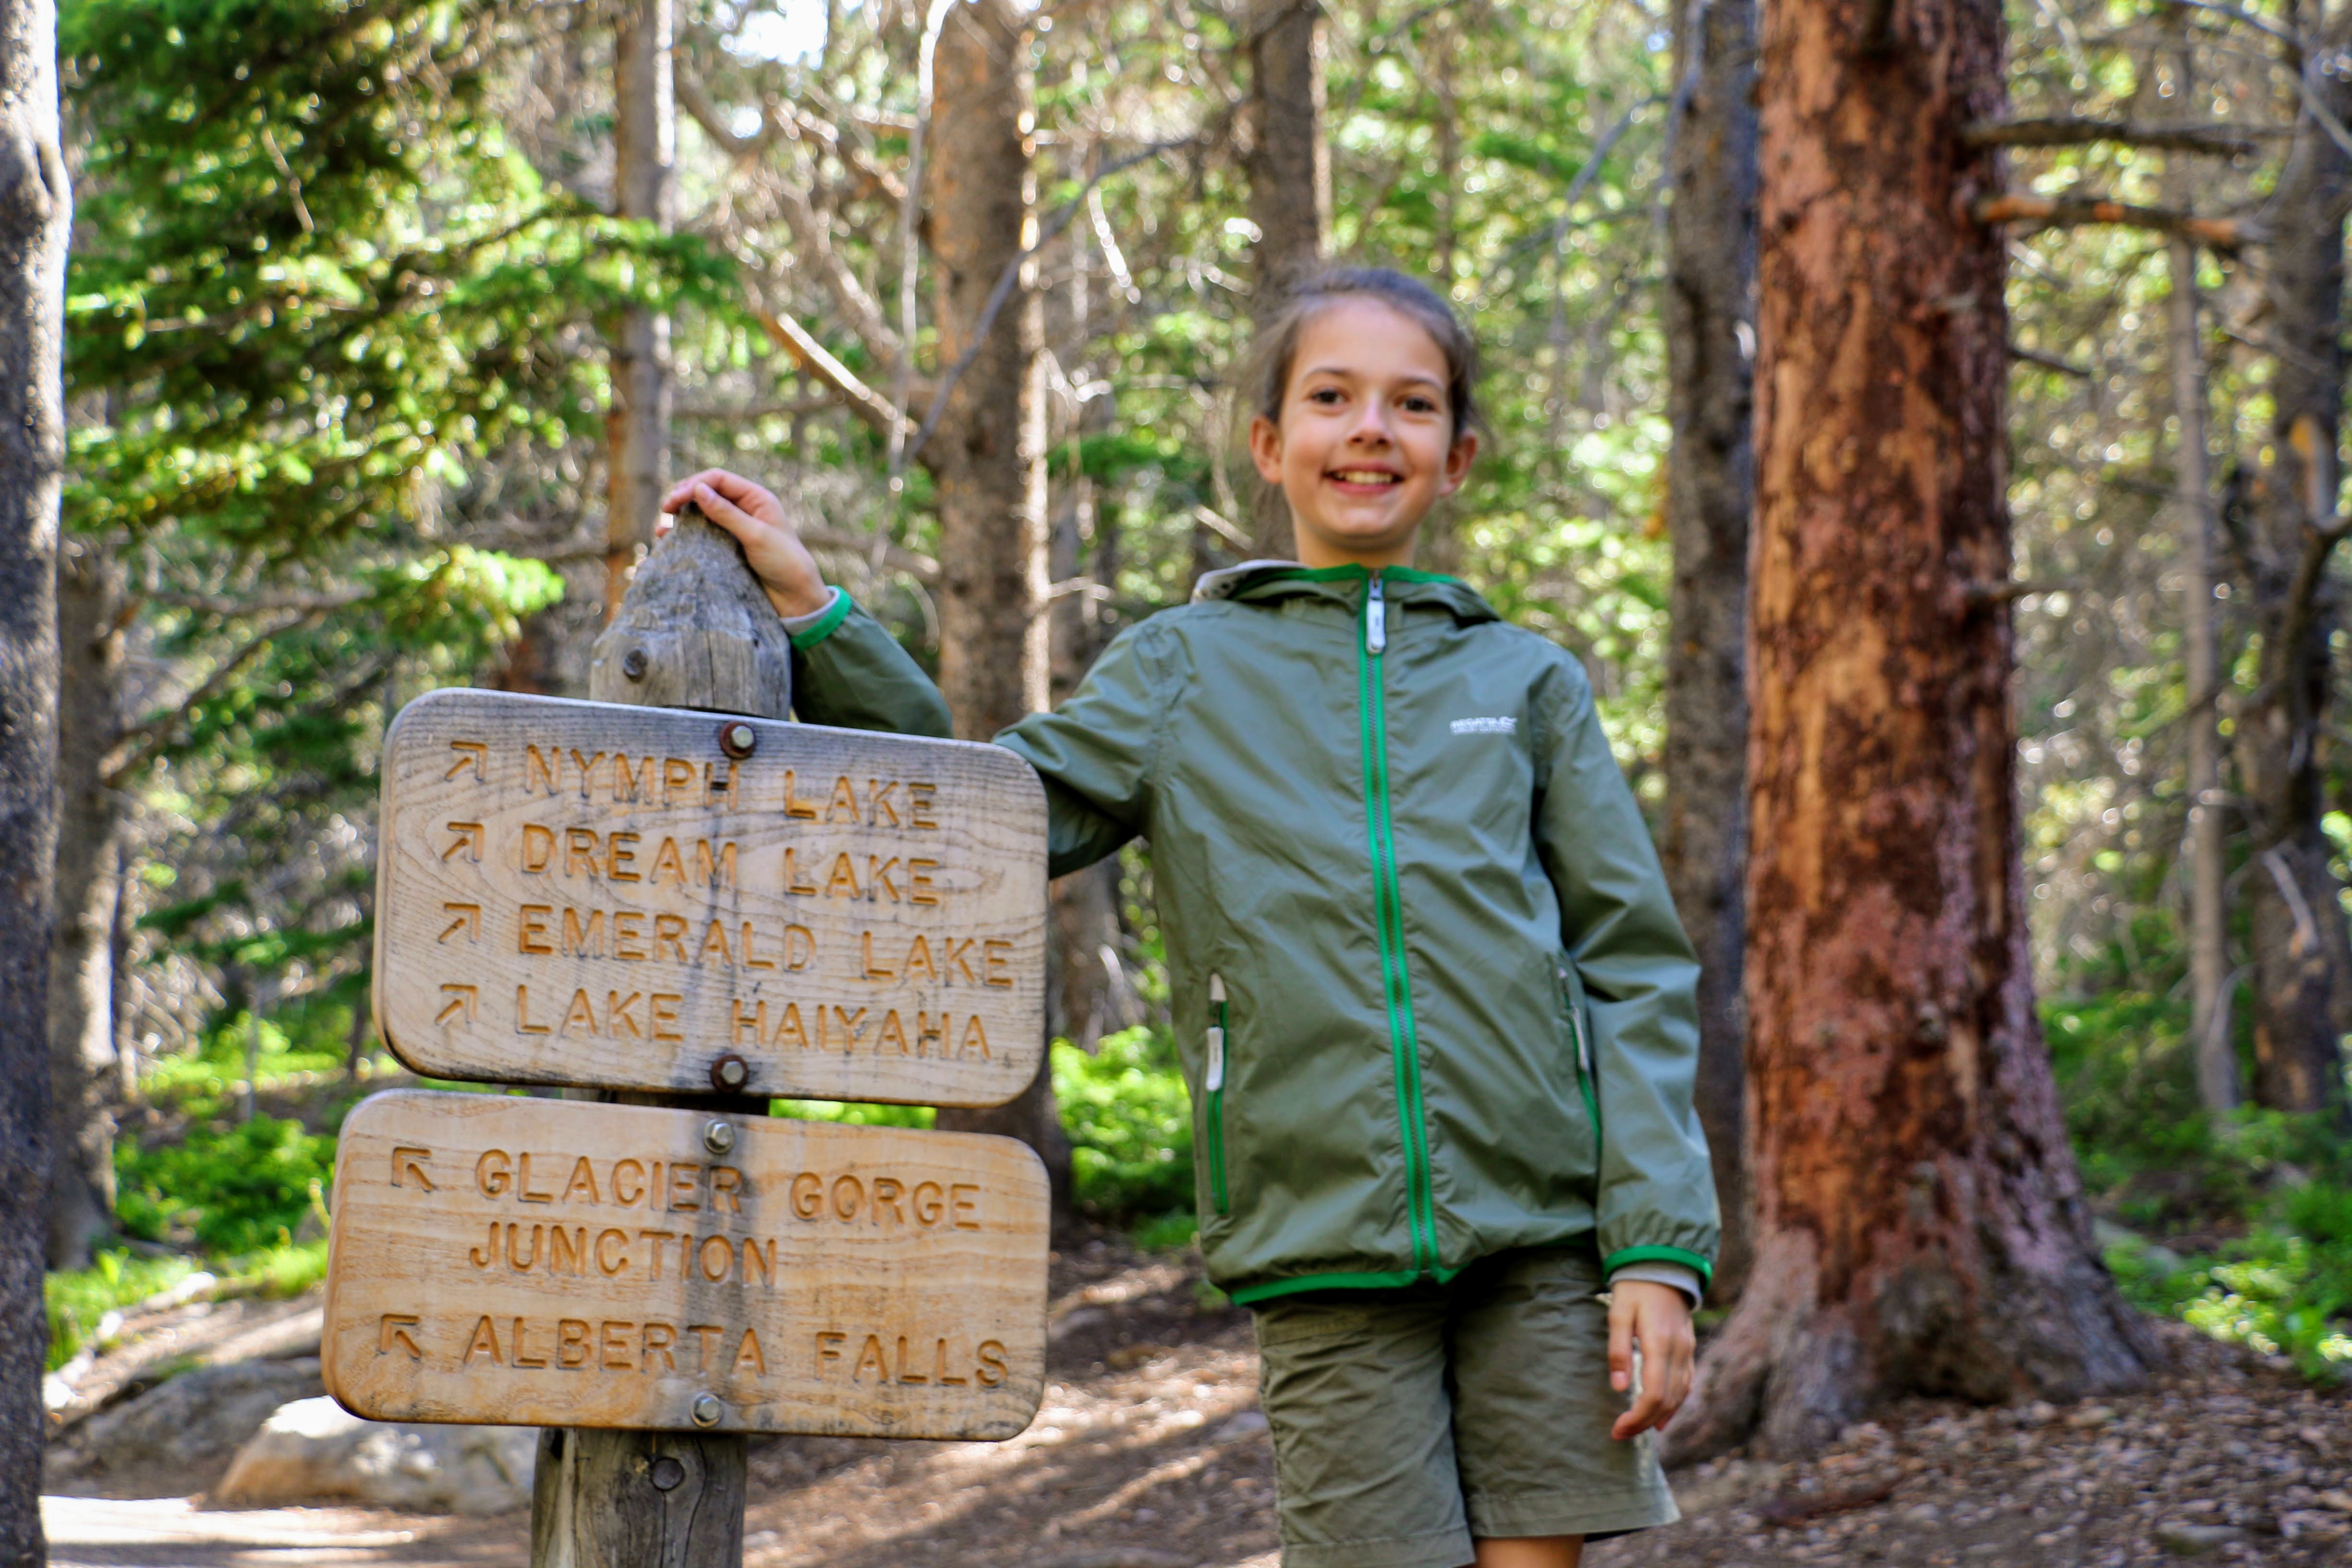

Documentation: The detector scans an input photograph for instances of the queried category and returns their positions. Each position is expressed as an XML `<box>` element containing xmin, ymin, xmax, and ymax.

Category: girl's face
<box><xmin>1249</xmin><ymin>296</ymin><xmax>1478</xmax><ymax>569</ymax></box>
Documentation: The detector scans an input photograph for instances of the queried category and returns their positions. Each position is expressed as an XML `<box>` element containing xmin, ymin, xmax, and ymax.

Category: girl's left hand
<box><xmin>1607</xmin><ymin>1280</ymin><xmax>1697</xmax><ymax>1440</ymax></box>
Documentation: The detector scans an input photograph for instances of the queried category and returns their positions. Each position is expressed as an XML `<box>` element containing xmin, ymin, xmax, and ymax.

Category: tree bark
<box><xmin>922</xmin><ymin>0</ymin><xmax>1072</xmax><ymax>1217</ymax></box>
<box><xmin>1660</xmin><ymin>0</ymin><xmax>1759</xmax><ymax>1305</ymax></box>
<box><xmin>605</xmin><ymin>0</ymin><xmax>675</xmax><ymax>622</ymax></box>
<box><xmin>1046</xmin><ymin>213</ymin><xmax>1132</xmax><ymax>1056</ymax></box>
<box><xmin>1242</xmin><ymin>0</ymin><xmax>1329</xmax><ymax>558</ymax></box>
<box><xmin>1673</xmin><ymin>0</ymin><xmax>2150</xmax><ymax>1460</ymax></box>
<box><xmin>0</xmin><ymin>0</ymin><xmax>66</xmax><ymax>1557</ymax></box>
<box><xmin>2229</xmin><ymin>12</ymin><xmax>2352</xmax><ymax>1122</ymax></box>
<box><xmin>48</xmin><ymin>535</ymin><xmax>125</xmax><ymax>1269</ymax></box>
<box><xmin>2167</xmin><ymin>228</ymin><xmax>2234</xmax><ymax>1114</ymax></box>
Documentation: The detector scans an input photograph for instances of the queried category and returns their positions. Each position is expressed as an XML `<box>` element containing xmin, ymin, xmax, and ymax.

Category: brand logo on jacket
<box><xmin>1450</xmin><ymin>717</ymin><xmax>1517</xmax><ymax>735</ymax></box>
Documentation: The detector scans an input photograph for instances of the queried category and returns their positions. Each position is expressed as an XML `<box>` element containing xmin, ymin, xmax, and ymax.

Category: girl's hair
<box><xmin>1241</xmin><ymin>266</ymin><xmax>1482</xmax><ymax>440</ymax></box>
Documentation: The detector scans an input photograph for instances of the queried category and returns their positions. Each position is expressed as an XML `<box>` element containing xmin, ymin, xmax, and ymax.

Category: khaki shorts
<box><xmin>1249</xmin><ymin>1246</ymin><xmax>1678</xmax><ymax>1568</ymax></box>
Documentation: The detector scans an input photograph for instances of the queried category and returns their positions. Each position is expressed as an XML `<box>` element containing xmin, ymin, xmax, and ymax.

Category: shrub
<box><xmin>1054</xmin><ymin>1027</ymin><xmax>1195</xmax><ymax>1218</ymax></box>
<box><xmin>115</xmin><ymin>1115</ymin><xmax>334</xmax><ymax>1255</ymax></box>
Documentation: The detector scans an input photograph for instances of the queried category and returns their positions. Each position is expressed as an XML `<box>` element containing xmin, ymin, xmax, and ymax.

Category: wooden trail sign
<box><xmin>373</xmin><ymin>687</ymin><xmax>1047</xmax><ymax>1104</ymax></box>
<box><xmin>324</xmin><ymin>1090</ymin><xmax>1050</xmax><ymax>1439</ymax></box>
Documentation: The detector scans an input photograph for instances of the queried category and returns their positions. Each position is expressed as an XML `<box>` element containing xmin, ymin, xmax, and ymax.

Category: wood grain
<box><xmin>372</xmin><ymin>688</ymin><xmax>1046</xmax><ymax>1104</ymax></box>
<box><xmin>324</xmin><ymin>1090</ymin><xmax>1049</xmax><ymax>1438</ymax></box>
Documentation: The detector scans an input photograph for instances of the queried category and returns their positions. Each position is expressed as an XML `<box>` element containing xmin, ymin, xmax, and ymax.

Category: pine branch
<box><xmin>1971</xmin><ymin>193</ymin><xmax>2264</xmax><ymax>251</ymax></box>
<box><xmin>1961</xmin><ymin>115</ymin><xmax>2270</xmax><ymax>155</ymax></box>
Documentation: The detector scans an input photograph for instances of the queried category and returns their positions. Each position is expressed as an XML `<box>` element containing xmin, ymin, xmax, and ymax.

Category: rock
<box><xmin>60</xmin><ymin>1359</ymin><xmax>324</xmax><ymax>1481</ymax></box>
<box><xmin>216</xmin><ymin>1397</ymin><xmax>535</xmax><ymax>1515</ymax></box>
<box><xmin>2154</xmin><ymin>1520</ymin><xmax>2243</xmax><ymax>1556</ymax></box>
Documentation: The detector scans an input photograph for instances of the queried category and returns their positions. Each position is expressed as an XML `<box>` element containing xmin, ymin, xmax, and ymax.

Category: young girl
<box><xmin>664</xmin><ymin>267</ymin><xmax>1714</xmax><ymax>1568</ymax></box>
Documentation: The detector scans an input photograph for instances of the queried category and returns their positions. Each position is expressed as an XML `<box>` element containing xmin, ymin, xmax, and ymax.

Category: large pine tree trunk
<box><xmin>1673</xmin><ymin>0</ymin><xmax>2149</xmax><ymax>1459</ymax></box>
<box><xmin>1660</xmin><ymin>0</ymin><xmax>1758</xmax><ymax>1304</ymax></box>
<box><xmin>922</xmin><ymin>0</ymin><xmax>1071</xmax><ymax>1216</ymax></box>
<box><xmin>2229</xmin><ymin>12</ymin><xmax>2352</xmax><ymax>1122</ymax></box>
<box><xmin>1241</xmin><ymin>0</ymin><xmax>1328</xmax><ymax>558</ymax></box>
<box><xmin>604</xmin><ymin>0</ymin><xmax>674</xmax><ymax>621</ymax></box>
<box><xmin>0</xmin><ymin>0</ymin><xmax>67</xmax><ymax>1556</ymax></box>
<box><xmin>48</xmin><ymin>536</ymin><xmax>125</xmax><ymax>1269</ymax></box>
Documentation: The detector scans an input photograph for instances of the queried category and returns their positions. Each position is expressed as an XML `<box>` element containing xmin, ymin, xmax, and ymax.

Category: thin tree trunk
<box><xmin>48</xmin><ymin>535</ymin><xmax>125</xmax><ymax>1269</ymax></box>
<box><xmin>922</xmin><ymin>0</ymin><xmax>1072</xmax><ymax>1218</ymax></box>
<box><xmin>1659</xmin><ymin>0</ymin><xmax>1758</xmax><ymax>1304</ymax></box>
<box><xmin>1242</xmin><ymin>0</ymin><xmax>1328</xmax><ymax>558</ymax></box>
<box><xmin>2161</xmin><ymin>0</ymin><xmax>2233</xmax><ymax>1122</ymax></box>
<box><xmin>0</xmin><ymin>0</ymin><xmax>67</xmax><ymax>1556</ymax></box>
<box><xmin>2168</xmin><ymin>228</ymin><xmax>2234</xmax><ymax>1112</ymax></box>
<box><xmin>1048</xmin><ymin>208</ymin><xmax>1130</xmax><ymax>1055</ymax></box>
<box><xmin>2230</xmin><ymin>12</ymin><xmax>2352</xmax><ymax>1122</ymax></box>
<box><xmin>1674</xmin><ymin>0</ymin><xmax>2150</xmax><ymax>1459</ymax></box>
<box><xmin>605</xmin><ymin>0</ymin><xmax>675</xmax><ymax>621</ymax></box>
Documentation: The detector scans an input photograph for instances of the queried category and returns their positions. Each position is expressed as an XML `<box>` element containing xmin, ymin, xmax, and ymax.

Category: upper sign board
<box><xmin>323</xmin><ymin>1090</ymin><xmax>1049</xmax><ymax>1438</ymax></box>
<box><xmin>374</xmin><ymin>689</ymin><xmax>1047</xmax><ymax>1104</ymax></box>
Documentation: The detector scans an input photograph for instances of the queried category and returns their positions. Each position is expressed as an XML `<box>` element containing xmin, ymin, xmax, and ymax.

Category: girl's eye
<box><xmin>1403</xmin><ymin>396</ymin><xmax>1437</xmax><ymax>413</ymax></box>
<box><xmin>1306</xmin><ymin>387</ymin><xmax>1344</xmax><ymax>405</ymax></box>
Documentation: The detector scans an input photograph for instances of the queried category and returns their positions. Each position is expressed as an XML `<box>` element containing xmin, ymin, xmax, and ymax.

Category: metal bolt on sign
<box><xmin>702</xmin><ymin>1120</ymin><xmax>737</xmax><ymax>1156</ymax></box>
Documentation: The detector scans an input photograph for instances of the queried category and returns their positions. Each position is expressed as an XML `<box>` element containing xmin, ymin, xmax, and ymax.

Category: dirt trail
<box><xmin>42</xmin><ymin>1239</ymin><xmax>2352</xmax><ymax>1568</ymax></box>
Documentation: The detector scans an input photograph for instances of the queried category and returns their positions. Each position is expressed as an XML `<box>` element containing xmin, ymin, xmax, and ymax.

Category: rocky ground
<box><xmin>39</xmin><ymin>1234</ymin><xmax>2352</xmax><ymax>1568</ymax></box>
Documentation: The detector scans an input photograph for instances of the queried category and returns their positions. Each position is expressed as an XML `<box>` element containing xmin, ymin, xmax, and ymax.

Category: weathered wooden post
<box><xmin>532</xmin><ymin>509</ymin><xmax>786</xmax><ymax>1567</ymax></box>
<box><xmin>329</xmin><ymin>506</ymin><xmax>1052</xmax><ymax>1568</ymax></box>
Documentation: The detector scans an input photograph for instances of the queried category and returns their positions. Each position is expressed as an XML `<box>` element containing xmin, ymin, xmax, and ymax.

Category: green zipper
<box><xmin>1205</xmin><ymin>974</ymin><xmax>1230</xmax><ymax>1215</ymax></box>
<box><xmin>1359</xmin><ymin>571</ymin><xmax>1439</xmax><ymax>1276</ymax></box>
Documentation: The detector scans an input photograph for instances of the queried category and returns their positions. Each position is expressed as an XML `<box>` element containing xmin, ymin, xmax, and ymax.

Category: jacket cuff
<box><xmin>783</xmin><ymin>586</ymin><xmax>852</xmax><ymax>649</ymax></box>
<box><xmin>1602</xmin><ymin>1244</ymin><xmax>1713</xmax><ymax>1288</ymax></box>
<box><xmin>1605</xmin><ymin>1262</ymin><xmax>1703</xmax><ymax>1309</ymax></box>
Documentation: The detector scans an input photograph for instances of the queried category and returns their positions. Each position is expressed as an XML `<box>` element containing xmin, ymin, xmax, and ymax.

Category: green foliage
<box><xmin>1054</xmin><ymin>1028</ymin><xmax>1194</xmax><ymax>1218</ymax></box>
<box><xmin>116</xmin><ymin>1116</ymin><xmax>334</xmax><ymax>1255</ymax></box>
<box><xmin>2048</xmin><ymin>968</ymin><xmax>2352</xmax><ymax>1379</ymax></box>
<box><xmin>772</xmin><ymin>1099</ymin><xmax>935</xmax><ymax>1129</ymax></box>
<box><xmin>62</xmin><ymin>0</ymin><xmax>731</xmax><ymax>554</ymax></box>
<box><xmin>45</xmin><ymin>1252</ymin><xmax>204</xmax><ymax>1372</ymax></box>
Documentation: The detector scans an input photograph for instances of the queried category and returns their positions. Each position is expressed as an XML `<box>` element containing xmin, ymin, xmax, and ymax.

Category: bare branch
<box><xmin>2167</xmin><ymin>0</ymin><xmax>2301</xmax><ymax>50</ymax></box>
<box><xmin>797</xmin><ymin>523</ymin><xmax>939</xmax><ymax>584</ymax></box>
<box><xmin>2008</xmin><ymin>342</ymin><xmax>2093</xmax><ymax>377</ymax></box>
<box><xmin>1971</xmin><ymin>192</ymin><xmax>2264</xmax><ymax>251</ymax></box>
<box><xmin>106</xmin><ymin>607</ymin><xmax>329</xmax><ymax>785</ymax></box>
<box><xmin>2276</xmin><ymin>513</ymin><xmax>2352</xmax><ymax>684</ymax></box>
<box><xmin>778</xmin><ymin>101</ymin><xmax>907</xmax><ymax>206</ymax></box>
<box><xmin>674</xmin><ymin>397</ymin><xmax>843</xmax><ymax>422</ymax></box>
<box><xmin>752</xmin><ymin>307</ymin><xmax>915</xmax><ymax>442</ymax></box>
<box><xmin>1961</xmin><ymin>115</ymin><xmax>2270</xmax><ymax>155</ymax></box>
<box><xmin>149</xmin><ymin>584</ymin><xmax>377</xmax><ymax>619</ymax></box>
<box><xmin>1963</xmin><ymin>578</ymin><xmax>2073</xmax><ymax>609</ymax></box>
<box><xmin>674</xmin><ymin>74</ymin><xmax>788</xmax><ymax>161</ymax></box>
<box><xmin>903</xmin><ymin>134</ymin><xmax>1208</xmax><ymax>469</ymax></box>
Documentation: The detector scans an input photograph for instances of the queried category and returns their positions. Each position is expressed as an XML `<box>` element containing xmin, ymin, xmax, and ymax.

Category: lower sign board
<box><xmin>323</xmin><ymin>1091</ymin><xmax>1049</xmax><ymax>1440</ymax></box>
<box><xmin>372</xmin><ymin>687</ymin><xmax>1048</xmax><ymax>1104</ymax></box>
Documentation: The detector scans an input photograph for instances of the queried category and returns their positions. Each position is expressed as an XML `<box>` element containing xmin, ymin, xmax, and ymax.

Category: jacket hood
<box><xmin>1192</xmin><ymin>559</ymin><xmax>1500</xmax><ymax>626</ymax></box>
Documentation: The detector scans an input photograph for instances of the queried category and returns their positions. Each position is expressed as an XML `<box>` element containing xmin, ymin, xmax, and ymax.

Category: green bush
<box><xmin>1054</xmin><ymin>1027</ymin><xmax>1195</xmax><ymax>1218</ymax></box>
<box><xmin>116</xmin><ymin>1115</ymin><xmax>334</xmax><ymax>1254</ymax></box>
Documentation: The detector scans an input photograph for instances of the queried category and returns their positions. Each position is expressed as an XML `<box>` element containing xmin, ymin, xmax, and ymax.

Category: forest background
<box><xmin>27</xmin><ymin>0</ymin><xmax>2352</xmax><ymax>1440</ymax></box>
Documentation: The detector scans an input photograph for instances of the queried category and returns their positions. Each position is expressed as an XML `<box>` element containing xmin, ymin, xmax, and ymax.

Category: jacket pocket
<box><xmin>1204</xmin><ymin>973</ymin><xmax>1231</xmax><ymax>1216</ymax></box>
<box><xmin>1555</xmin><ymin>959</ymin><xmax>1601</xmax><ymax>1146</ymax></box>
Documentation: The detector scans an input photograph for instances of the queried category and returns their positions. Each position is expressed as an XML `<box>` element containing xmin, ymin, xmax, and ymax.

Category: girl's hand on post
<box><xmin>659</xmin><ymin>469</ymin><xmax>833</xmax><ymax>620</ymax></box>
<box><xmin>1606</xmin><ymin>1280</ymin><xmax>1696</xmax><ymax>1440</ymax></box>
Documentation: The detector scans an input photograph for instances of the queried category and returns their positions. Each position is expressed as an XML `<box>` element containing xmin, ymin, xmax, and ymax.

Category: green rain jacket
<box><xmin>784</xmin><ymin>562</ymin><xmax>1717</xmax><ymax>1305</ymax></box>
